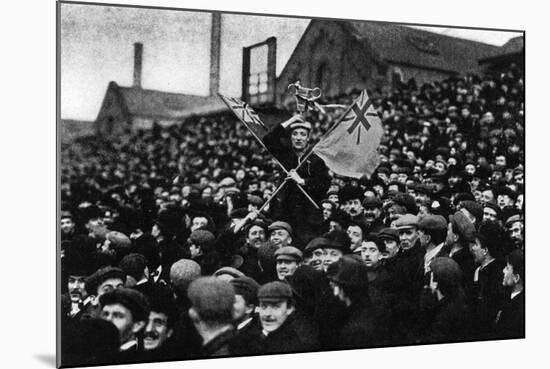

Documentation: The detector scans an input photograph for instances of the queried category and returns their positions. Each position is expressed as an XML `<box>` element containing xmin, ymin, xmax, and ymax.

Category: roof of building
<box><xmin>479</xmin><ymin>35</ymin><xmax>524</xmax><ymax>63</ymax></box>
<box><xmin>111</xmin><ymin>82</ymin><xmax>228</xmax><ymax>120</ymax></box>
<box><xmin>337</xmin><ymin>20</ymin><xmax>499</xmax><ymax>74</ymax></box>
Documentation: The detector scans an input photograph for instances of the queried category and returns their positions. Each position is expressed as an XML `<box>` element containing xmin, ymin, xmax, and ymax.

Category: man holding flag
<box><xmin>262</xmin><ymin>115</ymin><xmax>330</xmax><ymax>249</ymax></box>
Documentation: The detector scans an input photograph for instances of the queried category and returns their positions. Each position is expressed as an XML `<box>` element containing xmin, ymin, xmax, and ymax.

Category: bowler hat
<box><xmin>328</xmin><ymin>255</ymin><xmax>369</xmax><ymax>287</ymax></box>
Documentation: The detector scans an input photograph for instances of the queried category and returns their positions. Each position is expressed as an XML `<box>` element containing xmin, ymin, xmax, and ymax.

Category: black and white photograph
<box><xmin>54</xmin><ymin>0</ymin><xmax>531</xmax><ymax>367</ymax></box>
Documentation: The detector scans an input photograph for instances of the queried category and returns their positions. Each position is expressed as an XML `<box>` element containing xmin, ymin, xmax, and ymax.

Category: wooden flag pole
<box><xmin>218</xmin><ymin>93</ymin><xmax>319</xmax><ymax>209</ymax></box>
<box><xmin>292</xmin><ymin>91</ymin><xmax>363</xmax><ymax>172</ymax></box>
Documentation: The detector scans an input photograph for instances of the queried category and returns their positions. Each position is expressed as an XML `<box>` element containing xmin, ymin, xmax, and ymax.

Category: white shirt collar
<box><xmin>424</xmin><ymin>243</ymin><xmax>445</xmax><ymax>272</ymax></box>
<box><xmin>237</xmin><ymin>317</ymin><xmax>253</xmax><ymax>330</ymax></box>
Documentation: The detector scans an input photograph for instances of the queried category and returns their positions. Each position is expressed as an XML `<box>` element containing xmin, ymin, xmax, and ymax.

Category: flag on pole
<box><xmin>312</xmin><ymin>90</ymin><xmax>383</xmax><ymax>179</ymax></box>
<box><xmin>218</xmin><ymin>94</ymin><xmax>268</xmax><ymax>140</ymax></box>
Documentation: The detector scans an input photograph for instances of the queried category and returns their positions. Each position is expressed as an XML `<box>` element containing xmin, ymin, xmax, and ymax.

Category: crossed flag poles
<box><xmin>218</xmin><ymin>91</ymin><xmax>382</xmax><ymax>214</ymax></box>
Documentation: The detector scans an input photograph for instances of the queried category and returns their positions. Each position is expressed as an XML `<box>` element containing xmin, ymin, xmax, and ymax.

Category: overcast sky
<box><xmin>60</xmin><ymin>3</ymin><xmax>522</xmax><ymax>121</ymax></box>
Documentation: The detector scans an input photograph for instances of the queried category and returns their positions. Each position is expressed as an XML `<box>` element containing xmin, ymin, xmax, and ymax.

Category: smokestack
<box><xmin>133</xmin><ymin>42</ymin><xmax>143</xmax><ymax>88</ymax></box>
<box><xmin>209</xmin><ymin>12</ymin><xmax>221</xmax><ymax>96</ymax></box>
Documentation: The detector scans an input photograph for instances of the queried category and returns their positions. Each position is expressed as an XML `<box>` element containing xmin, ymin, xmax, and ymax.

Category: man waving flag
<box><xmin>311</xmin><ymin>90</ymin><xmax>383</xmax><ymax>178</ymax></box>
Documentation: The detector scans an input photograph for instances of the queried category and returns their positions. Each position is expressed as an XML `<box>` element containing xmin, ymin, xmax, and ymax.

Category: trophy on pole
<box><xmin>287</xmin><ymin>81</ymin><xmax>324</xmax><ymax>117</ymax></box>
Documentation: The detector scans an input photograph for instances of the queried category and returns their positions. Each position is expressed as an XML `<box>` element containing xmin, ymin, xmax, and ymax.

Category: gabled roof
<box><xmin>479</xmin><ymin>35</ymin><xmax>524</xmax><ymax>63</ymax></box>
<box><xmin>111</xmin><ymin>83</ymin><xmax>228</xmax><ymax>120</ymax></box>
<box><xmin>337</xmin><ymin>20</ymin><xmax>499</xmax><ymax>74</ymax></box>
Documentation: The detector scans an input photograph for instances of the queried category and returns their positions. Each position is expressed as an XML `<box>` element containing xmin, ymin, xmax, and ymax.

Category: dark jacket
<box><xmin>201</xmin><ymin>327</ymin><xmax>237</xmax><ymax>358</ymax></box>
<box><xmin>256</xmin><ymin>314</ymin><xmax>315</xmax><ymax>354</ymax></box>
<box><xmin>471</xmin><ymin>258</ymin><xmax>506</xmax><ymax>339</ymax></box>
<box><xmin>263</xmin><ymin>124</ymin><xmax>330</xmax><ymax>248</ymax></box>
<box><xmin>419</xmin><ymin>293</ymin><xmax>471</xmax><ymax>344</ymax></box>
<box><xmin>493</xmin><ymin>290</ymin><xmax>525</xmax><ymax>339</ymax></box>
<box><xmin>334</xmin><ymin>298</ymin><xmax>382</xmax><ymax>350</ymax></box>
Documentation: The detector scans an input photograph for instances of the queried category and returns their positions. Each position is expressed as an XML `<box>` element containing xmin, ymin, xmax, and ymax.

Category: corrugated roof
<box><xmin>116</xmin><ymin>85</ymin><xmax>228</xmax><ymax>120</ymax></box>
<box><xmin>337</xmin><ymin>21</ymin><xmax>499</xmax><ymax>73</ymax></box>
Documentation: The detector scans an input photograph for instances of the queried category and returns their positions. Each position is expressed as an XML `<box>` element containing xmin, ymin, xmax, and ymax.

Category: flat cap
<box><xmin>377</xmin><ymin>228</ymin><xmax>400</xmax><ymax>242</ymax></box>
<box><xmin>230</xmin><ymin>276</ymin><xmax>260</xmax><ymax>305</ymax></box>
<box><xmin>418</xmin><ymin>215</ymin><xmax>448</xmax><ymax>232</ymax></box>
<box><xmin>274</xmin><ymin>246</ymin><xmax>303</xmax><ymax>262</ymax></box>
<box><xmin>105</xmin><ymin>231</ymin><xmax>132</xmax><ymax>253</ymax></box>
<box><xmin>187</xmin><ymin>277</ymin><xmax>235</xmax><ymax>322</ymax></box>
<box><xmin>450</xmin><ymin>211</ymin><xmax>475</xmax><ymax>242</ymax></box>
<box><xmin>505</xmin><ymin>214</ymin><xmax>523</xmax><ymax>227</ymax></box>
<box><xmin>169</xmin><ymin>259</ymin><xmax>202</xmax><ymax>291</ymax></box>
<box><xmin>85</xmin><ymin>266</ymin><xmax>126</xmax><ymax>295</ymax></box>
<box><xmin>289</xmin><ymin>121</ymin><xmax>312</xmax><ymax>131</ymax></box>
<box><xmin>99</xmin><ymin>287</ymin><xmax>150</xmax><ymax>322</ymax></box>
<box><xmin>328</xmin><ymin>255</ymin><xmax>369</xmax><ymax>287</ymax></box>
<box><xmin>258</xmin><ymin>281</ymin><xmax>293</xmax><ymax>301</ymax></box>
<box><xmin>430</xmin><ymin>257</ymin><xmax>462</xmax><ymax>287</ymax></box>
<box><xmin>189</xmin><ymin>229</ymin><xmax>216</xmax><ymax>248</ymax></box>
<box><xmin>213</xmin><ymin>266</ymin><xmax>245</xmax><ymax>279</ymax></box>
<box><xmin>268</xmin><ymin>221</ymin><xmax>293</xmax><ymax>236</ymax></box>
<box><xmin>393</xmin><ymin>214</ymin><xmax>420</xmax><ymax>229</ymax></box>
<box><xmin>484</xmin><ymin>202</ymin><xmax>502</xmax><ymax>218</ymax></box>
<box><xmin>460</xmin><ymin>200</ymin><xmax>483</xmax><ymax>223</ymax></box>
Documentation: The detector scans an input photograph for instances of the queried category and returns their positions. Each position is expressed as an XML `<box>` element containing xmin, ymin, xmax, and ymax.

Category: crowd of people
<box><xmin>60</xmin><ymin>64</ymin><xmax>525</xmax><ymax>366</ymax></box>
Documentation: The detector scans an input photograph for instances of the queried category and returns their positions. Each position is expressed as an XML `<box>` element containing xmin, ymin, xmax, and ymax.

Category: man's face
<box><xmin>67</xmin><ymin>275</ymin><xmax>88</xmax><ymax>302</ymax></box>
<box><xmin>495</xmin><ymin>156</ymin><xmax>507</xmax><ymax>167</ymax></box>
<box><xmin>143</xmin><ymin>311</ymin><xmax>173</xmax><ymax>351</ymax></box>
<box><xmin>189</xmin><ymin>244</ymin><xmax>201</xmax><ymax>258</ymax></box>
<box><xmin>97</xmin><ymin>278</ymin><xmax>124</xmax><ymax>297</ymax></box>
<box><xmin>258</xmin><ymin>299</ymin><xmax>294</xmax><ymax>333</ymax></box>
<box><xmin>270</xmin><ymin>229</ymin><xmax>291</xmax><ymax>248</ymax></box>
<box><xmin>382</xmin><ymin>238</ymin><xmax>399</xmax><ymax>259</ymax></box>
<box><xmin>497</xmin><ymin>194</ymin><xmax>514</xmax><ymax>208</ymax></box>
<box><xmin>509</xmin><ymin>221</ymin><xmax>524</xmax><ymax>246</ymax></box>
<box><xmin>435</xmin><ymin>162</ymin><xmax>446</xmax><ymax>173</ymax></box>
<box><xmin>417</xmin><ymin>229</ymin><xmax>430</xmax><ymax>248</ymax></box>
<box><xmin>304</xmin><ymin>248</ymin><xmax>325</xmax><ymax>271</ymax></box>
<box><xmin>61</xmin><ymin>218</ymin><xmax>75</xmax><ymax>234</ymax></box>
<box><xmin>87</xmin><ymin>218</ymin><xmax>108</xmax><ymax>240</ymax></box>
<box><xmin>397</xmin><ymin>173</ymin><xmax>408</xmax><ymax>184</ymax></box>
<box><xmin>364</xmin><ymin>206</ymin><xmax>381</xmax><ymax>223</ymax></box>
<box><xmin>101</xmin><ymin>303</ymin><xmax>141</xmax><ymax>345</ymax></box>
<box><xmin>290</xmin><ymin>128</ymin><xmax>309</xmax><ymax>151</ymax></box>
<box><xmin>465</xmin><ymin>164</ymin><xmax>476</xmax><ymax>176</ymax></box>
<box><xmin>398</xmin><ymin>227</ymin><xmax>419</xmax><ymax>250</ymax></box>
<box><xmin>233</xmin><ymin>294</ymin><xmax>254</xmax><ymax>323</ymax></box>
<box><xmin>361</xmin><ymin>241</ymin><xmax>382</xmax><ymax>268</ymax></box>
<box><xmin>469</xmin><ymin>238</ymin><xmax>486</xmax><ymax>265</ymax></box>
<box><xmin>321</xmin><ymin>202</ymin><xmax>333</xmax><ymax>221</ymax></box>
<box><xmin>483</xmin><ymin>207</ymin><xmax>498</xmax><ymax>222</ymax></box>
<box><xmin>502</xmin><ymin>262</ymin><xmax>518</xmax><ymax>287</ymax></box>
<box><xmin>481</xmin><ymin>190</ymin><xmax>495</xmax><ymax>204</ymax></box>
<box><xmin>323</xmin><ymin>192</ymin><xmax>338</xmax><ymax>207</ymax></box>
<box><xmin>347</xmin><ymin>225</ymin><xmax>364</xmax><ymax>252</ymax></box>
<box><xmin>322</xmin><ymin>248</ymin><xmax>343</xmax><ymax>270</ymax></box>
<box><xmin>328</xmin><ymin>221</ymin><xmax>343</xmax><ymax>232</ymax></box>
<box><xmin>276</xmin><ymin>259</ymin><xmax>299</xmax><ymax>280</ymax></box>
<box><xmin>191</xmin><ymin>217</ymin><xmax>208</xmax><ymax>232</ymax></box>
<box><xmin>344</xmin><ymin>199</ymin><xmax>364</xmax><ymax>217</ymax></box>
<box><xmin>247</xmin><ymin>225</ymin><xmax>266</xmax><ymax>249</ymax></box>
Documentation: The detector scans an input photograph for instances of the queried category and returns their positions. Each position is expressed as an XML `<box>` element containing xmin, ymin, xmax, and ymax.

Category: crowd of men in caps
<box><xmin>60</xmin><ymin>65</ymin><xmax>524</xmax><ymax>366</ymax></box>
